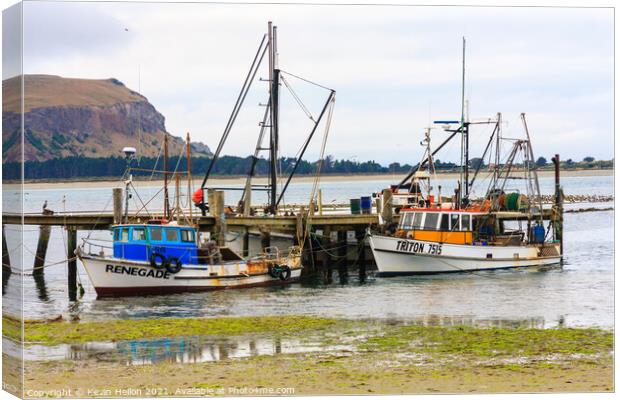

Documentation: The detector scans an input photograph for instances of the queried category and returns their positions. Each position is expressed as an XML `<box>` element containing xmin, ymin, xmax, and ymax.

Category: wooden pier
<box><xmin>2</xmin><ymin>186</ymin><xmax>560</xmax><ymax>300</ymax></box>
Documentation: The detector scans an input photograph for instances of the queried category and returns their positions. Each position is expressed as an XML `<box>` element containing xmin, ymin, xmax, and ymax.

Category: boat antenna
<box><xmin>122</xmin><ymin>146</ymin><xmax>136</xmax><ymax>223</ymax></box>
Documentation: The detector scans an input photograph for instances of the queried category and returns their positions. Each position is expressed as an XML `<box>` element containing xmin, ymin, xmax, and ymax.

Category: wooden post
<box><xmin>381</xmin><ymin>189</ymin><xmax>393</xmax><ymax>230</ymax></box>
<box><xmin>552</xmin><ymin>154</ymin><xmax>563</xmax><ymax>257</ymax></box>
<box><xmin>207</xmin><ymin>188</ymin><xmax>215</xmax><ymax>214</ymax></box>
<box><xmin>33</xmin><ymin>209</ymin><xmax>54</xmax><ymax>276</ymax></box>
<box><xmin>356</xmin><ymin>229</ymin><xmax>366</xmax><ymax>282</ymax></box>
<box><xmin>318</xmin><ymin>189</ymin><xmax>323</xmax><ymax>216</ymax></box>
<box><xmin>112</xmin><ymin>188</ymin><xmax>123</xmax><ymax>224</ymax></box>
<box><xmin>322</xmin><ymin>227</ymin><xmax>332</xmax><ymax>283</ymax></box>
<box><xmin>294</xmin><ymin>208</ymin><xmax>304</xmax><ymax>247</ymax></box>
<box><xmin>242</xmin><ymin>228</ymin><xmax>250</xmax><ymax>257</ymax></box>
<box><xmin>311</xmin><ymin>227</ymin><xmax>321</xmax><ymax>273</ymax></box>
<box><xmin>243</xmin><ymin>178</ymin><xmax>252</xmax><ymax>217</ymax></box>
<box><xmin>211</xmin><ymin>190</ymin><xmax>226</xmax><ymax>247</ymax></box>
<box><xmin>67</xmin><ymin>227</ymin><xmax>77</xmax><ymax>301</ymax></box>
<box><xmin>2</xmin><ymin>225</ymin><xmax>11</xmax><ymax>294</ymax></box>
<box><xmin>337</xmin><ymin>230</ymin><xmax>348</xmax><ymax>283</ymax></box>
<box><xmin>260</xmin><ymin>229</ymin><xmax>271</xmax><ymax>251</ymax></box>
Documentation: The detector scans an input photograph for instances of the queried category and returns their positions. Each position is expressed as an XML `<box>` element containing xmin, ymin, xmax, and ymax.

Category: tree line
<box><xmin>3</xmin><ymin>154</ymin><xmax>611</xmax><ymax>181</ymax></box>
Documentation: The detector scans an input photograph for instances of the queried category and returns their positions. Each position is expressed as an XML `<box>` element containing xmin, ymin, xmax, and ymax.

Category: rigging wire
<box><xmin>300</xmin><ymin>96</ymin><xmax>336</xmax><ymax>248</ymax></box>
<box><xmin>280</xmin><ymin>75</ymin><xmax>315</xmax><ymax>122</ymax></box>
<box><xmin>279</xmin><ymin>69</ymin><xmax>333</xmax><ymax>92</ymax></box>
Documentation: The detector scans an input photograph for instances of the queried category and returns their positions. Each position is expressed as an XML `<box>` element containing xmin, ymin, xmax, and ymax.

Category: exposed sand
<box><xmin>18</xmin><ymin>351</ymin><xmax>613</xmax><ymax>397</ymax></box>
<box><xmin>9</xmin><ymin>315</ymin><xmax>613</xmax><ymax>397</ymax></box>
<box><xmin>6</xmin><ymin>168</ymin><xmax>613</xmax><ymax>191</ymax></box>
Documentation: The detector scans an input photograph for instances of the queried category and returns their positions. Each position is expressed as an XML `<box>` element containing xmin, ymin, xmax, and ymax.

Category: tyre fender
<box><xmin>279</xmin><ymin>265</ymin><xmax>291</xmax><ymax>281</ymax></box>
<box><xmin>150</xmin><ymin>253</ymin><xmax>167</xmax><ymax>270</ymax></box>
<box><xmin>166</xmin><ymin>257</ymin><xmax>183</xmax><ymax>274</ymax></box>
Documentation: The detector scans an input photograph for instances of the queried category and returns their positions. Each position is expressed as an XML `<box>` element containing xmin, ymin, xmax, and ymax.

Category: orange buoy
<box><xmin>192</xmin><ymin>188</ymin><xmax>203</xmax><ymax>205</ymax></box>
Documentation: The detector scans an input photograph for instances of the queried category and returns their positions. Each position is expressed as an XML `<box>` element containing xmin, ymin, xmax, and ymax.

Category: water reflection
<box><xmin>11</xmin><ymin>335</ymin><xmax>351</xmax><ymax>366</ymax></box>
<box><xmin>33</xmin><ymin>273</ymin><xmax>49</xmax><ymax>302</ymax></box>
<box><xmin>2</xmin><ymin>266</ymin><xmax>10</xmax><ymax>295</ymax></box>
<box><xmin>8</xmin><ymin>315</ymin><xmax>553</xmax><ymax>366</ymax></box>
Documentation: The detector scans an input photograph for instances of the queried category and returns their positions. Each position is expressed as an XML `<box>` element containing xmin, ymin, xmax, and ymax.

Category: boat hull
<box><xmin>78</xmin><ymin>253</ymin><xmax>302</xmax><ymax>297</ymax></box>
<box><xmin>369</xmin><ymin>234</ymin><xmax>561</xmax><ymax>275</ymax></box>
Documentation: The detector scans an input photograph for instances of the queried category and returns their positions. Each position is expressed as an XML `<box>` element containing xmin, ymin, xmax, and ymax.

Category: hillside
<box><xmin>2</xmin><ymin>74</ymin><xmax>211</xmax><ymax>162</ymax></box>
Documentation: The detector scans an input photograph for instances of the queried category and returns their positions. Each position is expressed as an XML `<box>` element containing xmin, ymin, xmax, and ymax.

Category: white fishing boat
<box><xmin>77</xmin><ymin>224</ymin><xmax>302</xmax><ymax>297</ymax></box>
<box><xmin>369</xmin><ymin>38</ymin><xmax>563</xmax><ymax>276</ymax></box>
<box><xmin>77</xmin><ymin>22</ymin><xmax>336</xmax><ymax>297</ymax></box>
<box><xmin>369</xmin><ymin>120</ymin><xmax>562</xmax><ymax>276</ymax></box>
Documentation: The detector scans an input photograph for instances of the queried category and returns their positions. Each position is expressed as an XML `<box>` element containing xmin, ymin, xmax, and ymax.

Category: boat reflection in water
<box><xmin>11</xmin><ymin>315</ymin><xmax>551</xmax><ymax>366</ymax></box>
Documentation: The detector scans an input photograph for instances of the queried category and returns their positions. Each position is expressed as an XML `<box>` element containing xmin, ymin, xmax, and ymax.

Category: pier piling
<box><xmin>260</xmin><ymin>229</ymin><xmax>271</xmax><ymax>251</ymax></box>
<box><xmin>67</xmin><ymin>227</ymin><xmax>77</xmax><ymax>301</ymax></box>
<box><xmin>33</xmin><ymin>209</ymin><xmax>54</xmax><ymax>276</ymax></box>
<box><xmin>322</xmin><ymin>227</ymin><xmax>332</xmax><ymax>283</ymax></box>
<box><xmin>242</xmin><ymin>228</ymin><xmax>250</xmax><ymax>257</ymax></box>
<box><xmin>337</xmin><ymin>230</ymin><xmax>348</xmax><ymax>283</ymax></box>
<box><xmin>112</xmin><ymin>188</ymin><xmax>123</xmax><ymax>224</ymax></box>
<box><xmin>356</xmin><ymin>229</ymin><xmax>367</xmax><ymax>281</ymax></box>
<box><xmin>381</xmin><ymin>189</ymin><xmax>393</xmax><ymax>231</ymax></box>
<box><xmin>552</xmin><ymin>154</ymin><xmax>564</xmax><ymax>257</ymax></box>
<box><xmin>210</xmin><ymin>190</ymin><xmax>226</xmax><ymax>247</ymax></box>
<box><xmin>294</xmin><ymin>210</ymin><xmax>304</xmax><ymax>247</ymax></box>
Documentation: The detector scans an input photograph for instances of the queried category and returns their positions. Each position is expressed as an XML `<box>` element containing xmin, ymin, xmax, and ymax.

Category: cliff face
<box><xmin>2</xmin><ymin>75</ymin><xmax>211</xmax><ymax>162</ymax></box>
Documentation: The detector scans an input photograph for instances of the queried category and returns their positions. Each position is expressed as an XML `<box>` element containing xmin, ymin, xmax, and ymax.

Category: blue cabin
<box><xmin>112</xmin><ymin>224</ymin><xmax>198</xmax><ymax>264</ymax></box>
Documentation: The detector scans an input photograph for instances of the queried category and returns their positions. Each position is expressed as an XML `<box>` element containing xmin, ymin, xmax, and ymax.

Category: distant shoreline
<box><xmin>5</xmin><ymin>168</ymin><xmax>613</xmax><ymax>190</ymax></box>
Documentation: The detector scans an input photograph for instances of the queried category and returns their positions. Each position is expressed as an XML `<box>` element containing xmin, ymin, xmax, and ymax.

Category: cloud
<box><xmin>16</xmin><ymin>2</ymin><xmax>614</xmax><ymax>164</ymax></box>
<box><xmin>2</xmin><ymin>3</ymin><xmax>21</xmax><ymax>79</ymax></box>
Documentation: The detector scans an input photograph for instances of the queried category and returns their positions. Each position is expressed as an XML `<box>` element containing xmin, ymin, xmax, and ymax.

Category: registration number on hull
<box><xmin>396</xmin><ymin>240</ymin><xmax>442</xmax><ymax>255</ymax></box>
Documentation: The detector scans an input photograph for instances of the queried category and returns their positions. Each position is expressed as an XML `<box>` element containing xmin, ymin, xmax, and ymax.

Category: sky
<box><xmin>3</xmin><ymin>1</ymin><xmax>614</xmax><ymax>165</ymax></box>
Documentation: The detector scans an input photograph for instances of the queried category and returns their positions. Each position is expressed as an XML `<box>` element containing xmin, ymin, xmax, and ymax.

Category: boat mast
<box><xmin>268</xmin><ymin>21</ymin><xmax>280</xmax><ymax>214</ymax></box>
<box><xmin>460</xmin><ymin>37</ymin><xmax>469</xmax><ymax>200</ymax></box>
<box><xmin>186</xmin><ymin>132</ymin><xmax>193</xmax><ymax>224</ymax></box>
<box><xmin>163</xmin><ymin>133</ymin><xmax>170</xmax><ymax>220</ymax></box>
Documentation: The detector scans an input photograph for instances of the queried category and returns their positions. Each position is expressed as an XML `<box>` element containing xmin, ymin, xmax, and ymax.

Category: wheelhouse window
<box><xmin>440</xmin><ymin>214</ymin><xmax>449</xmax><ymax>230</ymax></box>
<box><xmin>113</xmin><ymin>228</ymin><xmax>120</xmax><ymax>241</ymax></box>
<box><xmin>401</xmin><ymin>212</ymin><xmax>414</xmax><ymax>229</ymax></box>
<box><xmin>450</xmin><ymin>214</ymin><xmax>460</xmax><ymax>231</ymax></box>
<box><xmin>461</xmin><ymin>214</ymin><xmax>471</xmax><ymax>231</ymax></box>
<box><xmin>424</xmin><ymin>213</ymin><xmax>439</xmax><ymax>230</ymax></box>
<box><xmin>181</xmin><ymin>229</ymin><xmax>195</xmax><ymax>243</ymax></box>
<box><xmin>165</xmin><ymin>228</ymin><xmax>179</xmax><ymax>242</ymax></box>
<box><xmin>150</xmin><ymin>227</ymin><xmax>163</xmax><ymax>241</ymax></box>
<box><xmin>120</xmin><ymin>228</ymin><xmax>130</xmax><ymax>242</ymax></box>
<box><xmin>413</xmin><ymin>212</ymin><xmax>423</xmax><ymax>229</ymax></box>
<box><xmin>132</xmin><ymin>228</ymin><xmax>146</xmax><ymax>241</ymax></box>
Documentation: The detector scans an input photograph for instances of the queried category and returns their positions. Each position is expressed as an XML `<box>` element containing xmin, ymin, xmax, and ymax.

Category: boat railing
<box><xmin>81</xmin><ymin>237</ymin><xmax>113</xmax><ymax>256</ymax></box>
<box><xmin>262</xmin><ymin>246</ymin><xmax>281</xmax><ymax>260</ymax></box>
<box><xmin>287</xmin><ymin>245</ymin><xmax>302</xmax><ymax>258</ymax></box>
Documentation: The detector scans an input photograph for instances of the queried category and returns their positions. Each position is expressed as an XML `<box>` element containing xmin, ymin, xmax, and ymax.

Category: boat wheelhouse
<box><xmin>112</xmin><ymin>224</ymin><xmax>200</xmax><ymax>265</ymax></box>
<box><xmin>394</xmin><ymin>208</ymin><xmax>477</xmax><ymax>246</ymax></box>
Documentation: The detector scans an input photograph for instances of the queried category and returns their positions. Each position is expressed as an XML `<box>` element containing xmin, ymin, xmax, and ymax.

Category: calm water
<box><xmin>2</xmin><ymin>174</ymin><xmax>614</xmax><ymax>328</ymax></box>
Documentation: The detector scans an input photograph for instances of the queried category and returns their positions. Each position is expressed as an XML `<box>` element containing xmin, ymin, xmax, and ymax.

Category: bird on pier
<box><xmin>42</xmin><ymin>200</ymin><xmax>48</xmax><ymax>211</ymax></box>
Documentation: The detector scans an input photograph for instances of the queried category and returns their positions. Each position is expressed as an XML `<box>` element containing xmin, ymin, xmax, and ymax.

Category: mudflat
<box><xmin>4</xmin><ymin>315</ymin><xmax>612</xmax><ymax>397</ymax></box>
